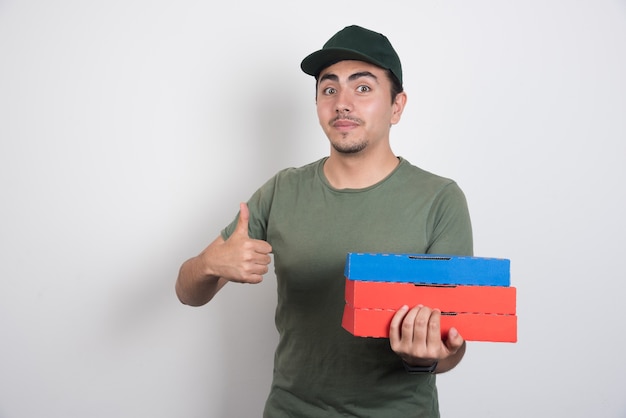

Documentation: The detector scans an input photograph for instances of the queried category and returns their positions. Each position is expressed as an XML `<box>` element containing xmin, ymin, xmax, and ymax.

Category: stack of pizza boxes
<box><xmin>341</xmin><ymin>253</ymin><xmax>517</xmax><ymax>342</ymax></box>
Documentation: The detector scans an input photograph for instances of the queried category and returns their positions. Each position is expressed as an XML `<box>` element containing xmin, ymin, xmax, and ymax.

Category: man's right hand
<box><xmin>205</xmin><ymin>202</ymin><xmax>273</xmax><ymax>284</ymax></box>
<box><xmin>175</xmin><ymin>202</ymin><xmax>273</xmax><ymax>306</ymax></box>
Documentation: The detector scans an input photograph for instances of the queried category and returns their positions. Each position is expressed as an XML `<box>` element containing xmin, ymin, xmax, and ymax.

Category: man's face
<box><xmin>315</xmin><ymin>60</ymin><xmax>405</xmax><ymax>155</ymax></box>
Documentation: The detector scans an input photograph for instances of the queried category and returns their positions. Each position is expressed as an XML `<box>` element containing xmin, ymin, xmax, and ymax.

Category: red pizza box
<box><xmin>345</xmin><ymin>279</ymin><xmax>516</xmax><ymax>314</ymax></box>
<box><xmin>342</xmin><ymin>304</ymin><xmax>517</xmax><ymax>342</ymax></box>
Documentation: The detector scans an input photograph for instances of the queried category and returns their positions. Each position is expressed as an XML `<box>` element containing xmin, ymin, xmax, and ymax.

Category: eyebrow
<box><xmin>319</xmin><ymin>71</ymin><xmax>379</xmax><ymax>84</ymax></box>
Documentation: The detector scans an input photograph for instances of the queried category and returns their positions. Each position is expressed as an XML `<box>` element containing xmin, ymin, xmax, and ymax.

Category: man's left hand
<box><xmin>389</xmin><ymin>304</ymin><xmax>465</xmax><ymax>369</ymax></box>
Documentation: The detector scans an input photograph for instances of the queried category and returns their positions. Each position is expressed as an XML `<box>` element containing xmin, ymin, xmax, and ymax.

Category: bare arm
<box><xmin>175</xmin><ymin>203</ymin><xmax>273</xmax><ymax>306</ymax></box>
<box><xmin>175</xmin><ymin>236</ymin><xmax>231</xmax><ymax>306</ymax></box>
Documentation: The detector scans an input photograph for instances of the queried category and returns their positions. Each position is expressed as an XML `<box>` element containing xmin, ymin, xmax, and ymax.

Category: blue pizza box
<box><xmin>344</xmin><ymin>253</ymin><xmax>510</xmax><ymax>286</ymax></box>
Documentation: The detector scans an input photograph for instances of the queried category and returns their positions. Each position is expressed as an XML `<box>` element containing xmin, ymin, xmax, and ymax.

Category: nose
<box><xmin>334</xmin><ymin>90</ymin><xmax>352</xmax><ymax>114</ymax></box>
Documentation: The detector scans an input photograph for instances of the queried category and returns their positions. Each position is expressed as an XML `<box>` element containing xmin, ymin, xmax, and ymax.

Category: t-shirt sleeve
<box><xmin>425</xmin><ymin>181</ymin><xmax>473</xmax><ymax>256</ymax></box>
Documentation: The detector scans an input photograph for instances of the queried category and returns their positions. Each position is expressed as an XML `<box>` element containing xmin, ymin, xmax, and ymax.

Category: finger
<box><xmin>389</xmin><ymin>305</ymin><xmax>409</xmax><ymax>343</ymax></box>
<box><xmin>255</xmin><ymin>240</ymin><xmax>273</xmax><ymax>256</ymax></box>
<box><xmin>233</xmin><ymin>202</ymin><xmax>250</xmax><ymax>237</ymax></box>
<box><xmin>244</xmin><ymin>260</ymin><xmax>271</xmax><ymax>277</ymax></box>
<box><xmin>426</xmin><ymin>308</ymin><xmax>442</xmax><ymax>348</ymax></box>
<box><xmin>409</xmin><ymin>304</ymin><xmax>431</xmax><ymax>343</ymax></box>
<box><xmin>401</xmin><ymin>305</ymin><xmax>423</xmax><ymax>342</ymax></box>
<box><xmin>444</xmin><ymin>327</ymin><xmax>465</xmax><ymax>353</ymax></box>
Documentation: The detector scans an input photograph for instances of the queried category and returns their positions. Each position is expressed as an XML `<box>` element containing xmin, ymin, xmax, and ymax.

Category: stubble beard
<box><xmin>331</xmin><ymin>136</ymin><xmax>369</xmax><ymax>154</ymax></box>
<box><xmin>328</xmin><ymin>113</ymin><xmax>367</xmax><ymax>154</ymax></box>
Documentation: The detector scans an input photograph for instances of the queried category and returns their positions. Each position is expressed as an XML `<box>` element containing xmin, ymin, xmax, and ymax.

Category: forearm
<box><xmin>175</xmin><ymin>238</ymin><xmax>228</xmax><ymax>306</ymax></box>
<box><xmin>175</xmin><ymin>217</ymin><xmax>274</xmax><ymax>306</ymax></box>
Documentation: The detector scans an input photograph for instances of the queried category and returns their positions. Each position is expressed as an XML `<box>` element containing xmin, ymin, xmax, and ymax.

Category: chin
<box><xmin>332</xmin><ymin>143</ymin><xmax>367</xmax><ymax>154</ymax></box>
<box><xmin>330</xmin><ymin>137</ymin><xmax>369</xmax><ymax>154</ymax></box>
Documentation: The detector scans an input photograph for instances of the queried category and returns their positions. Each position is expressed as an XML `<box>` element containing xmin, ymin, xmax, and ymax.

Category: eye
<box><xmin>356</xmin><ymin>85</ymin><xmax>371</xmax><ymax>93</ymax></box>
<box><xmin>322</xmin><ymin>87</ymin><xmax>337</xmax><ymax>95</ymax></box>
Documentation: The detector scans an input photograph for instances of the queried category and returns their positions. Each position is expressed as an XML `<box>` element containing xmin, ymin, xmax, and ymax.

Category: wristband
<box><xmin>402</xmin><ymin>360</ymin><xmax>438</xmax><ymax>374</ymax></box>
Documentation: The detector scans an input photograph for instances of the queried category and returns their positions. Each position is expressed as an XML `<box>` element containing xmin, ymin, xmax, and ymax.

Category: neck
<box><xmin>323</xmin><ymin>150</ymin><xmax>400</xmax><ymax>189</ymax></box>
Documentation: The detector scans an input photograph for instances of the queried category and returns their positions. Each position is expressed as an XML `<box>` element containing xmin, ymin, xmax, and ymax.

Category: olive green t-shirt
<box><xmin>222</xmin><ymin>157</ymin><xmax>473</xmax><ymax>418</ymax></box>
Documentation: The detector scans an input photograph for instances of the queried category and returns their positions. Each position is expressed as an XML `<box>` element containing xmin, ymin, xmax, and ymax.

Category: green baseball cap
<box><xmin>300</xmin><ymin>25</ymin><xmax>403</xmax><ymax>86</ymax></box>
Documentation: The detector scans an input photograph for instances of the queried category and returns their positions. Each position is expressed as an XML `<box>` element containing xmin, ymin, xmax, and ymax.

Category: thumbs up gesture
<box><xmin>216</xmin><ymin>202</ymin><xmax>273</xmax><ymax>284</ymax></box>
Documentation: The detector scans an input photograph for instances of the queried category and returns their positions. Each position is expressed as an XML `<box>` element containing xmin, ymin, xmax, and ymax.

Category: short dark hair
<box><xmin>387</xmin><ymin>70</ymin><xmax>404</xmax><ymax>103</ymax></box>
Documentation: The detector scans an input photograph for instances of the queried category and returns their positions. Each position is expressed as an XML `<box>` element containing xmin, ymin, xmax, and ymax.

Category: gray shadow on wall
<box><xmin>213</xmin><ymin>76</ymin><xmax>314</xmax><ymax>417</ymax></box>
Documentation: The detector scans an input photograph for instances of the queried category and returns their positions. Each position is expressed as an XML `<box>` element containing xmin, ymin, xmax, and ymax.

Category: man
<box><xmin>176</xmin><ymin>25</ymin><xmax>473</xmax><ymax>417</ymax></box>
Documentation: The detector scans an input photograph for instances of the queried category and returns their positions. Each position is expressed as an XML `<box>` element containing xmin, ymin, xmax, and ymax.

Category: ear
<box><xmin>390</xmin><ymin>91</ymin><xmax>407</xmax><ymax>125</ymax></box>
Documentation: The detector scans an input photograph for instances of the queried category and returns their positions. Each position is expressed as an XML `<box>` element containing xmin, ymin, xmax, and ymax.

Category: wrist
<box><xmin>402</xmin><ymin>359</ymin><xmax>438</xmax><ymax>374</ymax></box>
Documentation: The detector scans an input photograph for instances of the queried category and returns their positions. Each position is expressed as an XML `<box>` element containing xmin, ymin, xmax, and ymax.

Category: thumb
<box><xmin>445</xmin><ymin>327</ymin><xmax>465</xmax><ymax>353</ymax></box>
<box><xmin>233</xmin><ymin>202</ymin><xmax>250</xmax><ymax>237</ymax></box>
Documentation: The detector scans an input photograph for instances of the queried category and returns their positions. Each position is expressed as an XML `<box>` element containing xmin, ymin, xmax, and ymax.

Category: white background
<box><xmin>1</xmin><ymin>1</ymin><xmax>625</xmax><ymax>417</ymax></box>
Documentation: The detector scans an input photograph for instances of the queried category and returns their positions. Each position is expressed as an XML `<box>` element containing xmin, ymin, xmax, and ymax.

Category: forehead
<box><xmin>318</xmin><ymin>60</ymin><xmax>387</xmax><ymax>81</ymax></box>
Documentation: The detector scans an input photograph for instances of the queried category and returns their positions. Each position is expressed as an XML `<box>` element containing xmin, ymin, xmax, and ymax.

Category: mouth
<box><xmin>332</xmin><ymin>118</ymin><xmax>360</xmax><ymax>130</ymax></box>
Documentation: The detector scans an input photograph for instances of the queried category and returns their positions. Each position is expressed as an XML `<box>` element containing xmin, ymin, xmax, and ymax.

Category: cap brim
<box><xmin>300</xmin><ymin>47</ymin><xmax>388</xmax><ymax>77</ymax></box>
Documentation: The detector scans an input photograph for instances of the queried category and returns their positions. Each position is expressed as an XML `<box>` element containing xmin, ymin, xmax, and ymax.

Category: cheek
<box><xmin>316</xmin><ymin>106</ymin><xmax>330</xmax><ymax>132</ymax></box>
<box><xmin>361</xmin><ymin>102</ymin><xmax>390</xmax><ymax>125</ymax></box>
<box><xmin>316</xmin><ymin>101</ymin><xmax>333</xmax><ymax>122</ymax></box>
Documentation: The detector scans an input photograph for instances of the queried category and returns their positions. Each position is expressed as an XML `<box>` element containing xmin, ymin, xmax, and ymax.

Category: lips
<box><xmin>332</xmin><ymin>118</ymin><xmax>360</xmax><ymax>129</ymax></box>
